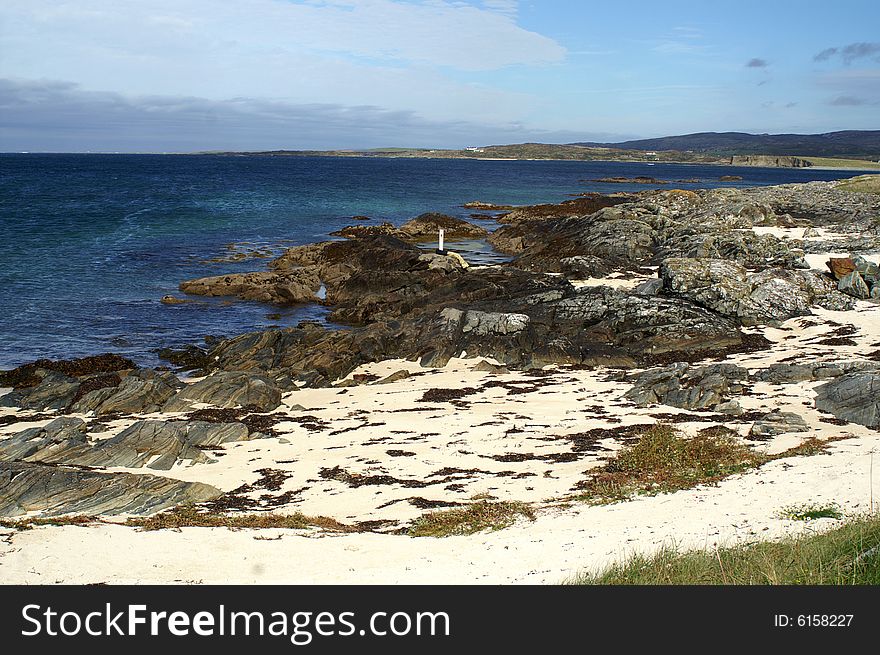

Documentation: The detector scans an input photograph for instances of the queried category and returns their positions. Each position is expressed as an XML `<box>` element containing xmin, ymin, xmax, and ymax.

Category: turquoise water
<box><xmin>0</xmin><ymin>154</ymin><xmax>862</xmax><ymax>368</ymax></box>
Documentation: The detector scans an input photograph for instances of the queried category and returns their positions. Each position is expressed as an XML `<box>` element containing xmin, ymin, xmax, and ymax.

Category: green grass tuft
<box><xmin>408</xmin><ymin>500</ymin><xmax>535</xmax><ymax>537</ymax></box>
<box><xmin>779</xmin><ymin>503</ymin><xmax>844</xmax><ymax>521</ymax></box>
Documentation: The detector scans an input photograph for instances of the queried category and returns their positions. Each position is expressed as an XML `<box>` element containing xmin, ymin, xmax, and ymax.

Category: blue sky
<box><xmin>1</xmin><ymin>0</ymin><xmax>878</xmax><ymax>151</ymax></box>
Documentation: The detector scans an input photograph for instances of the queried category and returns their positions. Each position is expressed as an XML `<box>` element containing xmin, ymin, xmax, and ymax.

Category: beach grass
<box><xmin>573</xmin><ymin>424</ymin><xmax>848</xmax><ymax>505</ymax></box>
<box><xmin>802</xmin><ymin>157</ymin><xmax>880</xmax><ymax>170</ymax></box>
<box><xmin>0</xmin><ymin>515</ymin><xmax>100</xmax><ymax>531</ymax></box>
<box><xmin>570</xmin><ymin>513</ymin><xmax>880</xmax><ymax>585</ymax></box>
<box><xmin>408</xmin><ymin>500</ymin><xmax>535</xmax><ymax>537</ymax></box>
<box><xmin>834</xmin><ymin>174</ymin><xmax>880</xmax><ymax>194</ymax></box>
<box><xmin>779</xmin><ymin>503</ymin><xmax>844</xmax><ymax>521</ymax></box>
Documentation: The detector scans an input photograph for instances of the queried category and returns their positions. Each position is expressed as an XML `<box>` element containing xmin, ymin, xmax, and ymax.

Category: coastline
<box><xmin>2</xmin><ymin>174</ymin><xmax>880</xmax><ymax>585</ymax></box>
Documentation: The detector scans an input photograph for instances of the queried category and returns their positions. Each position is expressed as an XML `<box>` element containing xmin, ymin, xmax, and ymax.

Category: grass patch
<box><xmin>570</xmin><ymin>513</ymin><xmax>880</xmax><ymax>585</ymax></box>
<box><xmin>408</xmin><ymin>500</ymin><xmax>535</xmax><ymax>537</ymax></box>
<box><xmin>574</xmin><ymin>425</ymin><xmax>849</xmax><ymax>505</ymax></box>
<box><xmin>0</xmin><ymin>515</ymin><xmax>100</xmax><ymax>531</ymax></box>
<box><xmin>779</xmin><ymin>503</ymin><xmax>844</xmax><ymax>521</ymax></box>
<box><xmin>574</xmin><ymin>424</ymin><xmax>761</xmax><ymax>503</ymax></box>
<box><xmin>802</xmin><ymin>157</ymin><xmax>880</xmax><ymax>170</ymax></box>
<box><xmin>125</xmin><ymin>504</ymin><xmax>356</xmax><ymax>532</ymax></box>
<box><xmin>834</xmin><ymin>174</ymin><xmax>880</xmax><ymax>194</ymax></box>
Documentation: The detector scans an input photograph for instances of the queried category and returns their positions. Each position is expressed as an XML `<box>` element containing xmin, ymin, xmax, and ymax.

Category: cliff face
<box><xmin>729</xmin><ymin>155</ymin><xmax>813</xmax><ymax>168</ymax></box>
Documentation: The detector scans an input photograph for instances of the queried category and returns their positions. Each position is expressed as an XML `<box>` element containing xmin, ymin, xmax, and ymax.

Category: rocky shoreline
<box><xmin>2</xmin><ymin>175</ymin><xmax>880</xmax><ymax>582</ymax></box>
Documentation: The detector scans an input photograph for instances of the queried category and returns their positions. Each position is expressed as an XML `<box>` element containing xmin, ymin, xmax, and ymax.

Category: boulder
<box><xmin>837</xmin><ymin>271</ymin><xmax>870</xmax><ymax>299</ymax></box>
<box><xmin>625</xmin><ymin>362</ymin><xmax>749</xmax><ymax>410</ymax></box>
<box><xmin>827</xmin><ymin>257</ymin><xmax>856</xmax><ymax>280</ymax></box>
<box><xmin>163</xmin><ymin>371</ymin><xmax>283</xmax><ymax>412</ymax></box>
<box><xmin>749</xmin><ymin>411</ymin><xmax>810</xmax><ymax>438</ymax></box>
<box><xmin>815</xmin><ymin>373</ymin><xmax>880</xmax><ymax>427</ymax></box>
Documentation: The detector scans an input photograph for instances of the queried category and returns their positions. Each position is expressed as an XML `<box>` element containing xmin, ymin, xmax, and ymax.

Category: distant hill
<box><xmin>572</xmin><ymin>131</ymin><xmax>880</xmax><ymax>159</ymax></box>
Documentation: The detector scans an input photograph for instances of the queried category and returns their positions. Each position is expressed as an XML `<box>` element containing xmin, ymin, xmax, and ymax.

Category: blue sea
<box><xmin>0</xmin><ymin>154</ymin><xmax>865</xmax><ymax>369</ymax></box>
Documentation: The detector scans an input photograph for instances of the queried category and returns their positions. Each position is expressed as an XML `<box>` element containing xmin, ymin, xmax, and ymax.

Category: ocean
<box><xmin>0</xmin><ymin>153</ymin><xmax>864</xmax><ymax>369</ymax></box>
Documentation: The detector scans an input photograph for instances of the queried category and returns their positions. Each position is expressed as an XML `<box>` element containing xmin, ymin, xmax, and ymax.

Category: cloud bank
<box><xmin>0</xmin><ymin>78</ymin><xmax>618</xmax><ymax>152</ymax></box>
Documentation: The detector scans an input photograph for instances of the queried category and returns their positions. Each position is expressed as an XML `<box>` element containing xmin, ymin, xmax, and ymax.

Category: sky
<box><xmin>1</xmin><ymin>0</ymin><xmax>878</xmax><ymax>151</ymax></box>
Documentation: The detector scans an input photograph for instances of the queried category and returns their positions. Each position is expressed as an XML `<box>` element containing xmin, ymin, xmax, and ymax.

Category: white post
<box><xmin>438</xmin><ymin>228</ymin><xmax>445</xmax><ymax>253</ymax></box>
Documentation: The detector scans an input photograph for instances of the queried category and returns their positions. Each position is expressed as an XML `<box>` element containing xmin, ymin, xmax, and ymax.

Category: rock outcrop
<box><xmin>815</xmin><ymin>373</ymin><xmax>880</xmax><ymax>427</ymax></box>
<box><xmin>0</xmin><ymin>461</ymin><xmax>220</xmax><ymax>517</ymax></box>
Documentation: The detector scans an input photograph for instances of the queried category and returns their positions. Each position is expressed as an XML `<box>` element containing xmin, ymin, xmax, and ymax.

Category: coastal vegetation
<box><xmin>407</xmin><ymin>500</ymin><xmax>535</xmax><ymax>537</ymax></box>
<box><xmin>571</xmin><ymin>513</ymin><xmax>880</xmax><ymax>585</ymax></box>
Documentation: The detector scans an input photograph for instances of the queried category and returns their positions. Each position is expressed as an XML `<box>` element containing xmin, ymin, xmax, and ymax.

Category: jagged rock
<box><xmin>179</xmin><ymin>268</ymin><xmax>321</xmax><ymax>304</ymax></box>
<box><xmin>659</xmin><ymin>258</ymin><xmax>854</xmax><ymax>325</ymax></box>
<box><xmin>1</xmin><ymin>418</ymin><xmax>255</xmax><ymax>470</ymax></box>
<box><xmin>625</xmin><ymin>362</ymin><xmax>749</xmax><ymax>410</ymax></box>
<box><xmin>0</xmin><ymin>371</ymin><xmax>81</xmax><ymax>411</ymax></box>
<box><xmin>0</xmin><ymin>461</ymin><xmax>220</xmax><ymax>517</ymax></box>
<box><xmin>815</xmin><ymin>373</ymin><xmax>880</xmax><ymax>427</ymax></box>
<box><xmin>163</xmin><ymin>372</ymin><xmax>282</xmax><ymax>412</ymax></box>
<box><xmin>838</xmin><ymin>271</ymin><xmax>870</xmax><ymax>299</ymax></box>
<box><xmin>0</xmin><ymin>417</ymin><xmax>89</xmax><ymax>461</ymax></box>
<box><xmin>70</xmin><ymin>369</ymin><xmax>182</xmax><ymax>415</ymax></box>
<box><xmin>330</xmin><ymin>222</ymin><xmax>399</xmax><ymax>239</ymax></box>
<box><xmin>749</xmin><ymin>411</ymin><xmax>810</xmax><ymax>438</ymax></box>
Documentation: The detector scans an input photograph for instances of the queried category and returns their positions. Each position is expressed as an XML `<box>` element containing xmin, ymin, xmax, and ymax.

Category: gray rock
<box><xmin>714</xmin><ymin>400</ymin><xmax>744</xmax><ymax>415</ymax></box>
<box><xmin>625</xmin><ymin>362</ymin><xmax>749</xmax><ymax>410</ymax></box>
<box><xmin>1</xmin><ymin>419</ymin><xmax>257</xmax><ymax>470</ymax></box>
<box><xmin>815</xmin><ymin>373</ymin><xmax>880</xmax><ymax>427</ymax></box>
<box><xmin>70</xmin><ymin>369</ymin><xmax>182</xmax><ymax>415</ymax></box>
<box><xmin>0</xmin><ymin>461</ymin><xmax>220</xmax><ymax>517</ymax></box>
<box><xmin>838</xmin><ymin>271</ymin><xmax>870</xmax><ymax>299</ymax></box>
<box><xmin>0</xmin><ymin>371</ymin><xmax>80</xmax><ymax>411</ymax></box>
<box><xmin>749</xmin><ymin>411</ymin><xmax>810</xmax><ymax>438</ymax></box>
<box><xmin>559</xmin><ymin>255</ymin><xmax>607</xmax><ymax>279</ymax></box>
<box><xmin>163</xmin><ymin>371</ymin><xmax>283</xmax><ymax>412</ymax></box>
<box><xmin>632</xmin><ymin>278</ymin><xmax>664</xmax><ymax>296</ymax></box>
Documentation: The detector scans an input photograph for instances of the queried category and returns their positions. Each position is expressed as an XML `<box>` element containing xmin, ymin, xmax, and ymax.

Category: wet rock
<box><xmin>0</xmin><ymin>461</ymin><xmax>220</xmax><ymax>517</ymax></box>
<box><xmin>625</xmin><ymin>362</ymin><xmax>749</xmax><ymax>410</ymax></box>
<box><xmin>815</xmin><ymin>373</ymin><xmax>880</xmax><ymax>427</ymax></box>
<box><xmin>163</xmin><ymin>371</ymin><xmax>283</xmax><ymax>412</ymax></box>
<box><xmin>749</xmin><ymin>411</ymin><xmax>810</xmax><ymax>438</ymax></box>
<box><xmin>0</xmin><ymin>354</ymin><xmax>136</xmax><ymax>389</ymax></box>
<box><xmin>179</xmin><ymin>268</ymin><xmax>321</xmax><ymax>304</ymax></box>
<box><xmin>330</xmin><ymin>222</ymin><xmax>399</xmax><ymax>239</ymax></box>
<box><xmin>157</xmin><ymin>345</ymin><xmax>211</xmax><ymax>372</ymax></box>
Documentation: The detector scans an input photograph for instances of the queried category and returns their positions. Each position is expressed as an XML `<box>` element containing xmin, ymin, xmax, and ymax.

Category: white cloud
<box><xmin>0</xmin><ymin>0</ymin><xmax>564</xmax><ymax>124</ymax></box>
